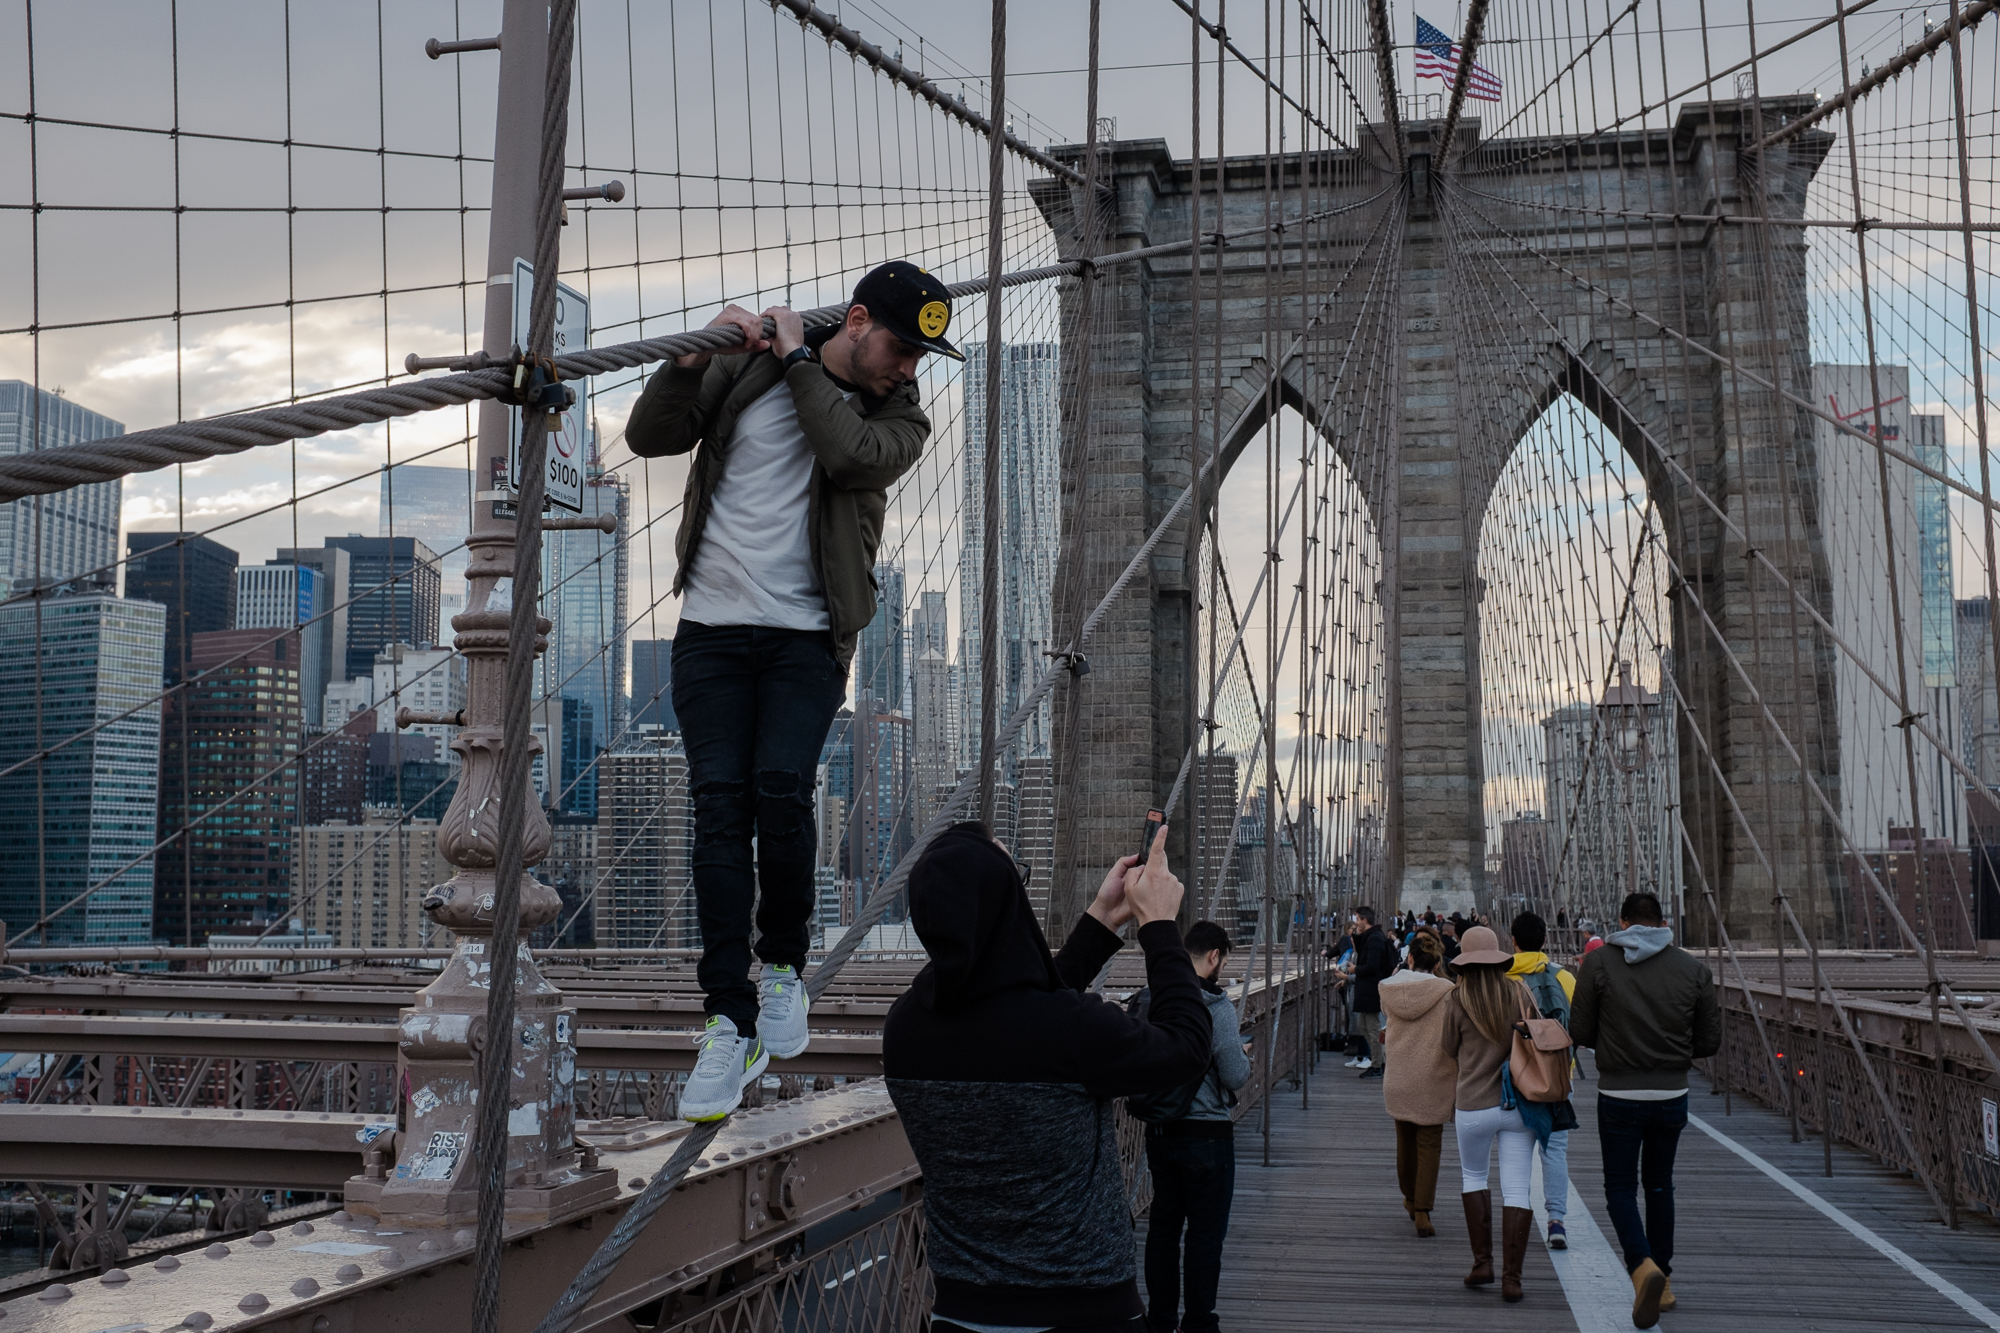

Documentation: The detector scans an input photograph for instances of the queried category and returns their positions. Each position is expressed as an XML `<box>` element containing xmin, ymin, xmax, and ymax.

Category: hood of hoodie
<box><xmin>1378</xmin><ymin>971</ymin><xmax>1454</xmax><ymax>1021</ymax></box>
<box><xmin>906</xmin><ymin>822</ymin><xmax>1063</xmax><ymax>1014</ymax></box>
<box><xmin>1606</xmin><ymin>924</ymin><xmax>1675</xmax><ymax>964</ymax></box>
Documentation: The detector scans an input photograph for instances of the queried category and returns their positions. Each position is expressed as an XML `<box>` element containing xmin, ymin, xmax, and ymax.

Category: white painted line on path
<box><xmin>1689</xmin><ymin>1112</ymin><xmax>2000</xmax><ymax>1332</ymax></box>
<box><xmin>1532</xmin><ymin>1151</ymin><xmax>1633</xmax><ymax>1333</ymax></box>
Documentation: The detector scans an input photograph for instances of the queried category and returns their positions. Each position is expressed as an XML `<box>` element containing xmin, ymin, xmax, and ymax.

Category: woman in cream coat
<box><xmin>1379</xmin><ymin>929</ymin><xmax>1455</xmax><ymax>1237</ymax></box>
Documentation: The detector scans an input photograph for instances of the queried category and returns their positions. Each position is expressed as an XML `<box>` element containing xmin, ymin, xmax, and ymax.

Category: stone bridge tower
<box><xmin>1035</xmin><ymin>101</ymin><xmax>1842</xmax><ymax>946</ymax></box>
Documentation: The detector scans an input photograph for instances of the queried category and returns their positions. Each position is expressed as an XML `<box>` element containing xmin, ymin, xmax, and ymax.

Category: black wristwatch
<box><xmin>780</xmin><ymin>345</ymin><xmax>814</xmax><ymax>371</ymax></box>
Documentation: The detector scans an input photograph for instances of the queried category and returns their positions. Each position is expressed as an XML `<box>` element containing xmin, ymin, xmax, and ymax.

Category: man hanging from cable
<box><xmin>627</xmin><ymin>261</ymin><xmax>962</xmax><ymax>1121</ymax></box>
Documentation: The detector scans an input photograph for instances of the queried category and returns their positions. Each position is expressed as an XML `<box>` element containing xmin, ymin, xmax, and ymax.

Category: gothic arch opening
<box><xmin>1476</xmin><ymin>389</ymin><xmax>1676</xmax><ymax>937</ymax></box>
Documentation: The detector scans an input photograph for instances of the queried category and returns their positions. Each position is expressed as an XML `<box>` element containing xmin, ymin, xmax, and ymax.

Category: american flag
<box><xmin>1415</xmin><ymin>15</ymin><xmax>1503</xmax><ymax>102</ymax></box>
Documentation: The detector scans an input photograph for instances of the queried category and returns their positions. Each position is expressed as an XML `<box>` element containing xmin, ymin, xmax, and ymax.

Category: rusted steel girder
<box><xmin>0</xmin><ymin>976</ymin><xmax>893</xmax><ymax>1029</ymax></box>
<box><xmin>0</xmin><ymin>1104</ymin><xmax>379</xmax><ymax>1189</ymax></box>
<box><xmin>0</xmin><ymin>1015</ymin><xmax>887</xmax><ymax>1076</ymax></box>
<box><xmin>0</xmin><ymin>1081</ymin><xmax>912</xmax><ymax>1333</ymax></box>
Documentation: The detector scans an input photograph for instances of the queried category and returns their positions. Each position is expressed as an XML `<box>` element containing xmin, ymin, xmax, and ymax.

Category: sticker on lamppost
<box><xmin>508</xmin><ymin>256</ymin><xmax>589</xmax><ymax>513</ymax></box>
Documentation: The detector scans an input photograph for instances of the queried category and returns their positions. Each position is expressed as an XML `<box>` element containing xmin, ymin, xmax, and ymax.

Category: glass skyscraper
<box><xmin>959</xmin><ymin>342</ymin><xmax>1061</xmax><ymax>767</ymax></box>
<box><xmin>542</xmin><ymin>459</ymin><xmax>629</xmax><ymax>747</ymax></box>
<box><xmin>857</xmin><ymin>563</ymin><xmax>906</xmax><ymax>711</ymax></box>
<box><xmin>0</xmin><ymin>590</ymin><xmax>166</xmax><ymax>945</ymax></box>
<box><xmin>236</xmin><ymin>562</ymin><xmax>329</xmax><ymax>727</ymax></box>
<box><xmin>379</xmin><ymin>464</ymin><xmax>472</xmax><ymax>587</ymax></box>
<box><xmin>324</xmin><ymin>535</ymin><xmax>443</xmax><ymax>679</ymax></box>
<box><xmin>0</xmin><ymin>383</ymin><xmax>123</xmax><ymax>595</ymax></box>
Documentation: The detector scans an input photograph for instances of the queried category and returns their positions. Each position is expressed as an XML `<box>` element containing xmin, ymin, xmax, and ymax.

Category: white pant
<box><xmin>1455</xmin><ymin>1104</ymin><xmax>1534</xmax><ymax>1208</ymax></box>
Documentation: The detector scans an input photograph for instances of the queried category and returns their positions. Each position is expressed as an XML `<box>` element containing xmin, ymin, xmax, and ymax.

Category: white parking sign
<box><xmin>508</xmin><ymin>257</ymin><xmax>589</xmax><ymax>512</ymax></box>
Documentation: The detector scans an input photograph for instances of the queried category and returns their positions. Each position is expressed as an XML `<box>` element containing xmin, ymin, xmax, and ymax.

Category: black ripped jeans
<box><xmin>672</xmin><ymin>620</ymin><xmax>847</xmax><ymax>1037</ymax></box>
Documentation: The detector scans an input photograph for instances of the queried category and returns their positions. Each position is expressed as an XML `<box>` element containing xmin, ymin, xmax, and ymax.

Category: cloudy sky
<box><xmin>0</xmin><ymin>0</ymin><xmax>1987</xmax><ymax>841</ymax></box>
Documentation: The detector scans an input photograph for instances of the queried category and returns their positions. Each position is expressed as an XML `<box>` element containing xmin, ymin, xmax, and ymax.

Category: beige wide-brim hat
<box><xmin>1454</xmin><ymin>925</ymin><xmax>1513</xmax><ymax>967</ymax></box>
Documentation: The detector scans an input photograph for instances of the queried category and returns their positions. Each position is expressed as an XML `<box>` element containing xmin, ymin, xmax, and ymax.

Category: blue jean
<box><xmin>1144</xmin><ymin>1130</ymin><xmax>1235</xmax><ymax>1333</ymax></box>
<box><xmin>1541</xmin><ymin>1128</ymin><xmax>1570</xmax><ymax>1221</ymax></box>
<box><xmin>671</xmin><ymin>621</ymin><xmax>846</xmax><ymax>1036</ymax></box>
<box><xmin>1598</xmin><ymin>1093</ymin><xmax>1688</xmax><ymax>1275</ymax></box>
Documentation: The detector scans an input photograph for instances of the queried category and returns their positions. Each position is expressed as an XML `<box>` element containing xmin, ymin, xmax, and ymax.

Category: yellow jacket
<box><xmin>1508</xmin><ymin>951</ymin><xmax>1576</xmax><ymax>1003</ymax></box>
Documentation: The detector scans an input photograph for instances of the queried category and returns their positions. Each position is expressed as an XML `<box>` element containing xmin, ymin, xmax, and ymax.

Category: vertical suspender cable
<box><xmin>975</xmin><ymin>0</ymin><xmax>1008</xmax><ymax>825</ymax></box>
<box><xmin>472</xmin><ymin>0</ymin><xmax>575</xmax><ymax>1326</ymax></box>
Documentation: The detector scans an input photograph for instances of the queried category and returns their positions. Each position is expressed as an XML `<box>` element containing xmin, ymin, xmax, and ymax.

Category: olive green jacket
<box><xmin>625</xmin><ymin>350</ymin><xmax>930</xmax><ymax>669</ymax></box>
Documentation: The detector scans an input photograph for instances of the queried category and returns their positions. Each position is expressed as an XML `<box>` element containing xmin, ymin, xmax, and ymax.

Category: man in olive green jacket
<box><xmin>625</xmin><ymin>261</ymin><xmax>959</xmax><ymax>1120</ymax></box>
<box><xmin>1569</xmin><ymin>891</ymin><xmax>1721</xmax><ymax>1328</ymax></box>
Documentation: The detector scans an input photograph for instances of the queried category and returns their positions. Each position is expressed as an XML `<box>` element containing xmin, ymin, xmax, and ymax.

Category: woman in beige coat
<box><xmin>1379</xmin><ymin>929</ymin><xmax>1455</xmax><ymax>1237</ymax></box>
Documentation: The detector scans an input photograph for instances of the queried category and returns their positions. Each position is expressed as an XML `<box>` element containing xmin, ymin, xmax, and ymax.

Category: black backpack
<box><xmin>1121</xmin><ymin>987</ymin><xmax>1224</xmax><ymax>1124</ymax></box>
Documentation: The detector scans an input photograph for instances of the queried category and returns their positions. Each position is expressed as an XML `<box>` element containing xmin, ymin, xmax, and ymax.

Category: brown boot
<box><xmin>1630</xmin><ymin>1258</ymin><xmax>1666</xmax><ymax>1328</ymax></box>
<box><xmin>1500</xmin><ymin>1207</ymin><xmax>1533</xmax><ymax>1302</ymax></box>
<box><xmin>1659</xmin><ymin>1276</ymin><xmax>1676</xmax><ymax>1313</ymax></box>
<box><xmin>1461</xmin><ymin>1190</ymin><xmax>1494</xmax><ymax>1286</ymax></box>
<box><xmin>1414</xmin><ymin>1209</ymin><xmax>1435</xmax><ymax>1238</ymax></box>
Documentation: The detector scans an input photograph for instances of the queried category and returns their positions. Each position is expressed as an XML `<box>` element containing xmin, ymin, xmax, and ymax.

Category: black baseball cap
<box><xmin>850</xmin><ymin>261</ymin><xmax>964</xmax><ymax>361</ymax></box>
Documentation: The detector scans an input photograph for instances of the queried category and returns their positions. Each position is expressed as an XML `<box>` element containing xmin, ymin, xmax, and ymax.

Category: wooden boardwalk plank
<box><xmin>1143</xmin><ymin>1054</ymin><xmax>2000</xmax><ymax>1331</ymax></box>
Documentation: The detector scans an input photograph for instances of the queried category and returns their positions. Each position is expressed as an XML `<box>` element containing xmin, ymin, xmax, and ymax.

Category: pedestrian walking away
<box><xmin>886</xmin><ymin>822</ymin><xmax>1210</xmax><ymax>1332</ymax></box>
<box><xmin>1569</xmin><ymin>892</ymin><xmax>1722</xmax><ymax>1329</ymax></box>
<box><xmin>1507</xmin><ymin>910</ymin><xmax>1577</xmax><ymax>1250</ymax></box>
<box><xmin>1380</xmin><ymin>928</ymin><xmax>1456</xmax><ymax>1239</ymax></box>
<box><xmin>1347</xmin><ymin>906</ymin><xmax>1396</xmax><ymax>1076</ymax></box>
<box><xmin>1442</xmin><ymin>925</ymin><xmax>1541</xmax><ymax>1304</ymax></box>
<box><xmin>1131</xmin><ymin>920</ymin><xmax>1251</xmax><ymax>1333</ymax></box>
<box><xmin>626</xmin><ymin>261</ymin><xmax>961</xmax><ymax>1121</ymax></box>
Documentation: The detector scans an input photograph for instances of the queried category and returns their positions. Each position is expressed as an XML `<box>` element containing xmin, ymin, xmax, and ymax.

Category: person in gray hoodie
<box><xmin>1142</xmin><ymin>920</ymin><xmax>1252</xmax><ymax>1333</ymax></box>
<box><xmin>1569</xmin><ymin>892</ymin><xmax>1722</xmax><ymax>1330</ymax></box>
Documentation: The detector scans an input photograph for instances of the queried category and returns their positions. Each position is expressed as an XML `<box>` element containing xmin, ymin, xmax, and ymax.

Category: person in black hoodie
<box><xmin>1350</xmin><ymin>906</ymin><xmax>1396</xmax><ymax>1078</ymax></box>
<box><xmin>885</xmin><ymin>821</ymin><xmax>1211</xmax><ymax>1333</ymax></box>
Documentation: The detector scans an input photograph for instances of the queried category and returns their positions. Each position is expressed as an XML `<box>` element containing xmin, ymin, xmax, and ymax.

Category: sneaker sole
<box><xmin>680</xmin><ymin>1043</ymin><xmax>771</xmax><ymax>1122</ymax></box>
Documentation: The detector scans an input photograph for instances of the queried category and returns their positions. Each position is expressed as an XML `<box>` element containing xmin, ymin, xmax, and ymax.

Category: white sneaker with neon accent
<box><xmin>680</xmin><ymin>1016</ymin><xmax>768</xmax><ymax>1122</ymax></box>
<box><xmin>757</xmin><ymin>963</ymin><xmax>810</xmax><ymax>1060</ymax></box>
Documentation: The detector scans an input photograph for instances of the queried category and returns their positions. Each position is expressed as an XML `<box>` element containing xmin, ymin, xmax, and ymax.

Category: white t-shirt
<box><xmin>680</xmin><ymin>380</ymin><xmax>830</xmax><ymax>630</ymax></box>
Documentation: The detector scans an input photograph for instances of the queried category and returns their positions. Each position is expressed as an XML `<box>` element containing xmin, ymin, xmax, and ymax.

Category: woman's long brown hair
<box><xmin>1455</xmin><ymin>962</ymin><xmax>1529</xmax><ymax>1045</ymax></box>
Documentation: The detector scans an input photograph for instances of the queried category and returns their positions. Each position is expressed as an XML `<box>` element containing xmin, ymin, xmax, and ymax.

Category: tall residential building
<box><xmin>543</xmin><ymin>461</ymin><xmax>630</xmax><ymax>746</ymax></box>
<box><xmin>1013</xmin><ymin>755</ymin><xmax>1055</xmax><ymax>922</ymax></box>
<box><xmin>0</xmin><ymin>590</ymin><xmax>165</xmax><ymax>945</ymax></box>
<box><xmin>959</xmin><ymin>342</ymin><xmax>1062</xmax><ymax>768</ymax></box>
<box><xmin>542</xmin><ymin>822</ymin><xmax>596</xmax><ymax>947</ymax></box>
<box><xmin>857</xmin><ymin>563</ymin><xmax>906</xmax><ymax>711</ymax></box>
<box><xmin>303</xmin><ymin>710</ymin><xmax>374</xmax><ymax>826</ymax></box>
<box><xmin>292</xmin><ymin>808</ymin><xmax>448</xmax><ymax>944</ymax></box>
<box><xmin>911</xmin><ymin>590</ymin><xmax>950</xmax><ymax>658</ymax></box>
<box><xmin>275</xmin><ymin>545</ymin><xmax>352</xmax><ymax>700</ymax></box>
<box><xmin>1959</xmin><ymin>599</ymin><xmax>2000</xmax><ymax>785</ymax></box>
<box><xmin>295</xmin><ymin>810</ymin><xmax>449</xmax><ymax>950</ymax></box>
<box><xmin>126</xmin><ymin>532</ymin><xmax>239</xmax><ymax>683</ymax></box>
<box><xmin>0</xmin><ymin>383</ymin><xmax>123</xmax><ymax>594</ymax></box>
<box><xmin>1814</xmin><ymin>364</ymin><xmax>1961</xmax><ymax>847</ymax></box>
<box><xmin>597</xmin><ymin>736</ymin><xmax>695</xmax><ymax>949</ymax></box>
<box><xmin>557</xmin><ymin>696</ymin><xmax>598</xmax><ymax>820</ymax></box>
<box><xmin>366</xmin><ymin>732</ymin><xmax>456</xmax><ymax>822</ymax></box>
<box><xmin>911</xmin><ymin>643</ymin><xmax>954</xmax><ymax>831</ymax></box>
<box><xmin>1499</xmin><ymin>812</ymin><xmax>1553</xmax><ymax>917</ymax></box>
<box><xmin>237</xmin><ymin>563</ymin><xmax>329</xmax><ymax>727</ymax></box>
<box><xmin>848</xmin><ymin>700</ymin><xmax>911</xmax><ymax>912</ymax></box>
<box><xmin>1542</xmin><ymin>662</ymin><xmax>1683</xmax><ymax>929</ymax></box>
<box><xmin>155</xmin><ymin>629</ymin><xmax>304</xmax><ymax>942</ymax></box>
<box><xmin>370</xmin><ymin>642</ymin><xmax>466</xmax><ymax>771</ymax></box>
<box><xmin>324</xmin><ymin>536</ymin><xmax>443</xmax><ymax>678</ymax></box>
<box><xmin>379</xmin><ymin>465</ymin><xmax>471</xmax><ymax>585</ymax></box>
<box><xmin>630</xmin><ymin>638</ymin><xmax>678</xmax><ymax>732</ymax></box>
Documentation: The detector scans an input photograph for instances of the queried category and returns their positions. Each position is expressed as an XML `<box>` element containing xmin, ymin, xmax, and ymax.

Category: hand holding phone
<box><xmin>1137</xmin><ymin>808</ymin><xmax>1166</xmax><ymax>863</ymax></box>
